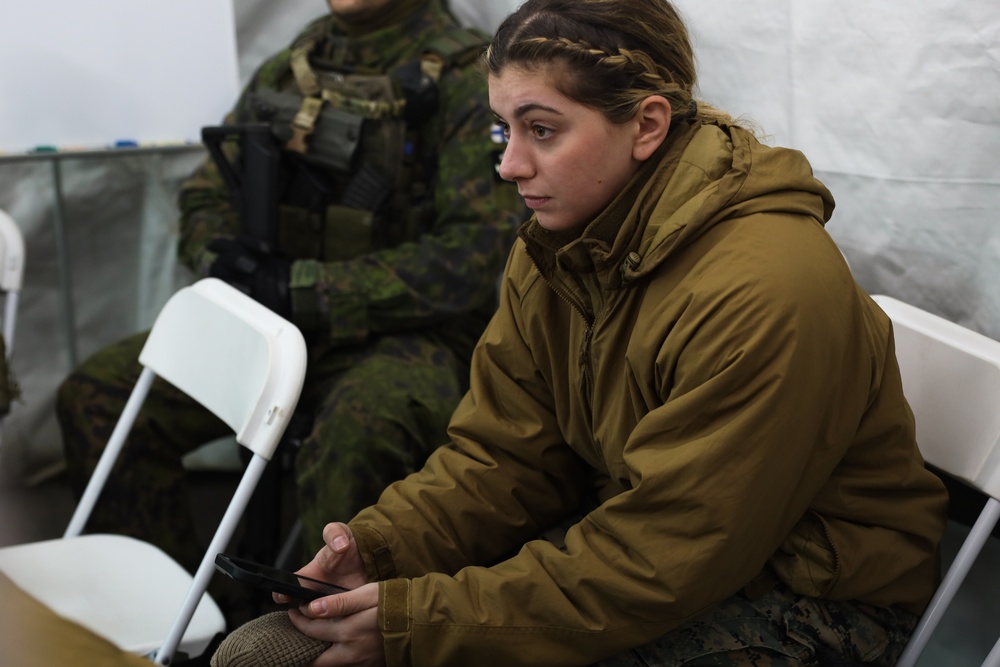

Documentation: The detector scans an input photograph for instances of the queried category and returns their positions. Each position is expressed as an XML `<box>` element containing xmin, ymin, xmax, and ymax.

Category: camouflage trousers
<box><xmin>590</xmin><ymin>577</ymin><xmax>917</xmax><ymax>667</ymax></box>
<box><xmin>57</xmin><ymin>330</ymin><xmax>467</xmax><ymax>573</ymax></box>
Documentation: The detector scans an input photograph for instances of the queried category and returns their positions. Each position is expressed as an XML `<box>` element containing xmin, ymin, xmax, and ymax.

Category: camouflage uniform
<box><xmin>590</xmin><ymin>579</ymin><xmax>916</xmax><ymax>666</ymax></box>
<box><xmin>534</xmin><ymin>512</ymin><xmax>916</xmax><ymax>667</ymax></box>
<box><xmin>57</xmin><ymin>0</ymin><xmax>526</xmax><ymax>572</ymax></box>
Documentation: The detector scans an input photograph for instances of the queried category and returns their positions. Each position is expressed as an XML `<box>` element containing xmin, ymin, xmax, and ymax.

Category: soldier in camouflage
<box><xmin>56</xmin><ymin>0</ymin><xmax>526</xmax><ymax>573</ymax></box>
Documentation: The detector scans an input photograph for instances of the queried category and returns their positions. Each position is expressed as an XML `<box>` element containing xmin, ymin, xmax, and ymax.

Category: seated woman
<box><xmin>218</xmin><ymin>0</ymin><xmax>949</xmax><ymax>665</ymax></box>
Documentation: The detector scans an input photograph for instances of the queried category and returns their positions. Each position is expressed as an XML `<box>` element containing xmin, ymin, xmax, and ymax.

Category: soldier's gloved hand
<box><xmin>207</xmin><ymin>238</ymin><xmax>292</xmax><ymax>319</ymax></box>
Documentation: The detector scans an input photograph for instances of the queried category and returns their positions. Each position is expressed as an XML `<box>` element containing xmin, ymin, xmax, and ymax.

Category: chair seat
<box><xmin>0</xmin><ymin>533</ymin><xmax>225</xmax><ymax>658</ymax></box>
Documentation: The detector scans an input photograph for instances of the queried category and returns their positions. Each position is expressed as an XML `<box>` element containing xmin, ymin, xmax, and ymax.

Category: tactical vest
<box><xmin>246</xmin><ymin>27</ymin><xmax>488</xmax><ymax>262</ymax></box>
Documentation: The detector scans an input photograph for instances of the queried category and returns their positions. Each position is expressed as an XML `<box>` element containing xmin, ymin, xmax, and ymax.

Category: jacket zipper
<box><xmin>581</xmin><ymin>323</ymin><xmax>596</xmax><ymax>411</ymax></box>
<box><xmin>525</xmin><ymin>243</ymin><xmax>600</xmax><ymax>434</ymax></box>
<box><xmin>535</xmin><ymin>271</ymin><xmax>596</xmax><ymax>409</ymax></box>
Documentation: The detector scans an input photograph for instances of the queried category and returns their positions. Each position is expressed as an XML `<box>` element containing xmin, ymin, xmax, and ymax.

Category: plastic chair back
<box><xmin>872</xmin><ymin>295</ymin><xmax>1000</xmax><ymax>667</ymax></box>
<box><xmin>0</xmin><ymin>209</ymin><xmax>24</xmax><ymax>361</ymax></box>
<box><xmin>0</xmin><ymin>210</ymin><xmax>24</xmax><ymax>458</ymax></box>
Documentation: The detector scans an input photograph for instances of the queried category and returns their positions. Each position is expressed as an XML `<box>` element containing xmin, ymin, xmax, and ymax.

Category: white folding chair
<box><xmin>0</xmin><ymin>209</ymin><xmax>24</xmax><ymax>361</ymax></box>
<box><xmin>0</xmin><ymin>277</ymin><xmax>307</xmax><ymax>665</ymax></box>
<box><xmin>872</xmin><ymin>295</ymin><xmax>1000</xmax><ymax>667</ymax></box>
<box><xmin>0</xmin><ymin>210</ymin><xmax>25</xmax><ymax>461</ymax></box>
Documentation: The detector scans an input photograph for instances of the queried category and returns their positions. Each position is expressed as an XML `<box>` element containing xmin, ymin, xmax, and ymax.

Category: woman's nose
<box><xmin>497</xmin><ymin>137</ymin><xmax>530</xmax><ymax>182</ymax></box>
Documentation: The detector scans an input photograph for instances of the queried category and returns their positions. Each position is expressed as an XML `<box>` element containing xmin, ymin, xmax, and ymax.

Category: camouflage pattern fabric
<box><xmin>590</xmin><ymin>578</ymin><xmax>917</xmax><ymax>667</ymax></box>
<box><xmin>293</xmin><ymin>332</ymin><xmax>467</xmax><ymax>555</ymax></box>
<box><xmin>58</xmin><ymin>0</ymin><xmax>526</xmax><ymax>573</ymax></box>
<box><xmin>533</xmin><ymin>513</ymin><xmax>916</xmax><ymax>667</ymax></box>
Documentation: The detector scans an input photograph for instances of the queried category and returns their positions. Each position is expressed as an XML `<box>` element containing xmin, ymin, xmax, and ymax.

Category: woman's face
<box><xmin>489</xmin><ymin>66</ymin><xmax>644</xmax><ymax>232</ymax></box>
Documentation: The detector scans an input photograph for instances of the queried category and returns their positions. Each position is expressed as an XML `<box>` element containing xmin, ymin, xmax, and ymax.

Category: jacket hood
<box><xmin>521</xmin><ymin>122</ymin><xmax>836</xmax><ymax>286</ymax></box>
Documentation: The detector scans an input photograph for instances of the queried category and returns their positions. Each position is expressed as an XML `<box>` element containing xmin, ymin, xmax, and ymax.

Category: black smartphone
<box><xmin>214</xmin><ymin>553</ymin><xmax>350</xmax><ymax>601</ymax></box>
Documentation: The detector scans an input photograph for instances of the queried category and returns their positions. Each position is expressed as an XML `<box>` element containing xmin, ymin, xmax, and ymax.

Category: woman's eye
<box><xmin>532</xmin><ymin>125</ymin><xmax>551</xmax><ymax>139</ymax></box>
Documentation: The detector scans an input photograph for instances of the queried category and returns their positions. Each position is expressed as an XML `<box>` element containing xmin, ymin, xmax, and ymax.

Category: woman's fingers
<box><xmin>303</xmin><ymin>582</ymin><xmax>379</xmax><ymax>619</ymax></box>
<box><xmin>273</xmin><ymin>523</ymin><xmax>366</xmax><ymax>603</ymax></box>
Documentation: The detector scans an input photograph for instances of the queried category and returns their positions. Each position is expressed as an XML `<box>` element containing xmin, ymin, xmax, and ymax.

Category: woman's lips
<box><xmin>522</xmin><ymin>195</ymin><xmax>550</xmax><ymax>209</ymax></box>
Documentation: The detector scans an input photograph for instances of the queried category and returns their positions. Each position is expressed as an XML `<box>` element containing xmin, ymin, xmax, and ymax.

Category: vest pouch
<box><xmin>324</xmin><ymin>205</ymin><xmax>373</xmax><ymax>261</ymax></box>
<box><xmin>306</xmin><ymin>107</ymin><xmax>364</xmax><ymax>171</ymax></box>
<box><xmin>278</xmin><ymin>205</ymin><xmax>324</xmax><ymax>260</ymax></box>
<box><xmin>249</xmin><ymin>89</ymin><xmax>362</xmax><ymax>171</ymax></box>
<box><xmin>314</xmin><ymin>72</ymin><xmax>406</xmax><ymax>188</ymax></box>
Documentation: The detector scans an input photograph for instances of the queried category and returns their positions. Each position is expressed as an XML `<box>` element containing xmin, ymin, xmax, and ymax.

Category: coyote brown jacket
<box><xmin>350</xmin><ymin>122</ymin><xmax>949</xmax><ymax>666</ymax></box>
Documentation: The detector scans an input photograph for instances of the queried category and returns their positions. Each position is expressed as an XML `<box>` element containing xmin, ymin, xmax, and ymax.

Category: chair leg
<box><xmin>983</xmin><ymin>634</ymin><xmax>1000</xmax><ymax>667</ymax></box>
<box><xmin>64</xmin><ymin>368</ymin><xmax>156</xmax><ymax>538</ymax></box>
<box><xmin>236</xmin><ymin>449</ymin><xmax>285</xmax><ymax>566</ymax></box>
<box><xmin>895</xmin><ymin>498</ymin><xmax>1000</xmax><ymax>667</ymax></box>
<box><xmin>154</xmin><ymin>454</ymin><xmax>271</xmax><ymax>665</ymax></box>
<box><xmin>236</xmin><ymin>409</ymin><xmax>311</xmax><ymax>569</ymax></box>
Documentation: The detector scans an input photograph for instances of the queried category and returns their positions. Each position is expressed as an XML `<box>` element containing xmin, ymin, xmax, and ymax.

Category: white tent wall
<box><xmin>673</xmin><ymin>0</ymin><xmax>1000</xmax><ymax>333</ymax></box>
<box><xmin>0</xmin><ymin>154</ymin><xmax>201</xmax><ymax>483</ymax></box>
<box><xmin>0</xmin><ymin>0</ymin><xmax>997</xmax><ymax>484</ymax></box>
<box><xmin>0</xmin><ymin>0</ymin><xmax>325</xmax><ymax>483</ymax></box>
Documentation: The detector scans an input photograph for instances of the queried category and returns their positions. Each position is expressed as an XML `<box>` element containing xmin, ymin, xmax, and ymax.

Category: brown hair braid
<box><xmin>483</xmin><ymin>0</ymin><xmax>743</xmax><ymax>129</ymax></box>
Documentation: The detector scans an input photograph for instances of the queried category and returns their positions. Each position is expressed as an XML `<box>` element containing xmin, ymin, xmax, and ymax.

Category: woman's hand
<box><xmin>274</xmin><ymin>522</ymin><xmax>369</xmax><ymax>605</ymax></box>
<box><xmin>289</xmin><ymin>581</ymin><xmax>383</xmax><ymax>666</ymax></box>
<box><xmin>275</xmin><ymin>523</ymin><xmax>384</xmax><ymax>665</ymax></box>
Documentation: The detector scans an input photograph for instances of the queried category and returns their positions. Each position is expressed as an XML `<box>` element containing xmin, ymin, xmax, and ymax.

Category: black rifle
<box><xmin>201</xmin><ymin>123</ymin><xmax>281</xmax><ymax>255</ymax></box>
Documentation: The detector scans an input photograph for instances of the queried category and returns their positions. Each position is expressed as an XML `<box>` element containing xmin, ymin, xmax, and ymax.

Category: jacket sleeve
<box><xmin>351</xmin><ymin>249</ymin><xmax>594</xmax><ymax>579</ymax></box>
<box><xmin>348</xmin><ymin>238</ymin><xmax>930</xmax><ymax>666</ymax></box>
<box><xmin>286</xmin><ymin>61</ymin><xmax>526</xmax><ymax>344</ymax></box>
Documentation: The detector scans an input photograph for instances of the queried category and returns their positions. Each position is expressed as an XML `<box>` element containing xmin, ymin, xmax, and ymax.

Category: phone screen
<box><xmin>215</xmin><ymin>553</ymin><xmax>349</xmax><ymax>601</ymax></box>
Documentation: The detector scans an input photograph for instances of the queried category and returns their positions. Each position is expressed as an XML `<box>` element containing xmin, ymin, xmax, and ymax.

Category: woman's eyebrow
<box><xmin>514</xmin><ymin>102</ymin><xmax>562</xmax><ymax>117</ymax></box>
<box><xmin>492</xmin><ymin>103</ymin><xmax>563</xmax><ymax>121</ymax></box>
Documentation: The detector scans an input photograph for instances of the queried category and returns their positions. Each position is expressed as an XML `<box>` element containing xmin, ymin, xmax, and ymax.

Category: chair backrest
<box><xmin>873</xmin><ymin>295</ymin><xmax>1000</xmax><ymax>667</ymax></box>
<box><xmin>0</xmin><ymin>210</ymin><xmax>24</xmax><ymax>295</ymax></box>
<box><xmin>0</xmin><ymin>209</ymin><xmax>25</xmax><ymax>359</ymax></box>
<box><xmin>139</xmin><ymin>277</ymin><xmax>306</xmax><ymax>460</ymax></box>
<box><xmin>66</xmin><ymin>277</ymin><xmax>307</xmax><ymax>538</ymax></box>
<box><xmin>873</xmin><ymin>295</ymin><xmax>1000</xmax><ymax>500</ymax></box>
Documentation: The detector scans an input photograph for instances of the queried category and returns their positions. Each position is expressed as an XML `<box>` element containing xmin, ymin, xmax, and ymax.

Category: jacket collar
<box><xmin>520</xmin><ymin>121</ymin><xmax>698</xmax><ymax>289</ymax></box>
<box><xmin>521</xmin><ymin>120</ymin><xmax>836</xmax><ymax>291</ymax></box>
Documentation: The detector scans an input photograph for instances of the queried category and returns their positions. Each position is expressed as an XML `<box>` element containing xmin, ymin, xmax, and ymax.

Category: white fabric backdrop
<box><xmin>0</xmin><ymin>0</ymin><xmax>997</xmax><ymax>482</ymax></box>
<box><xmin>0</xmin><ymin>0</ymin><xmax>240</xmax><ymax>153</ymax></box>
<box><xmin>672</xmin><ymin>0</ymin><xmax>1000</xmax><ymax>331</ymax></box>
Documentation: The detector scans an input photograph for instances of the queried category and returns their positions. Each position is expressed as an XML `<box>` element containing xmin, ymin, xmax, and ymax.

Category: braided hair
<box><xmin>483</xmin><ymin>0</ymin><xmax>739</xmax><ymax>129</ymax></box>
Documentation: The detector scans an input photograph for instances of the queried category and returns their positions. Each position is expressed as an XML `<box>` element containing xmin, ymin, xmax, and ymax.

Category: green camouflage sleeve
<box><xmin>288</xmin><ymin>59</ymin><xmax>528</xmax><ymax>344</ymax></box>
<box><xmin>175</xmin><ymin>133</ymin><xmax>239</xmax><ymax>276</ymax></box>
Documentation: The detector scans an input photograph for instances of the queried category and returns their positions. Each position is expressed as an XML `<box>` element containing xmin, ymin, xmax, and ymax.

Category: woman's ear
<box><xmin>632</xmin><ymin>96</ymin><xmax>672</xmax><ymax>161</ymax></box>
